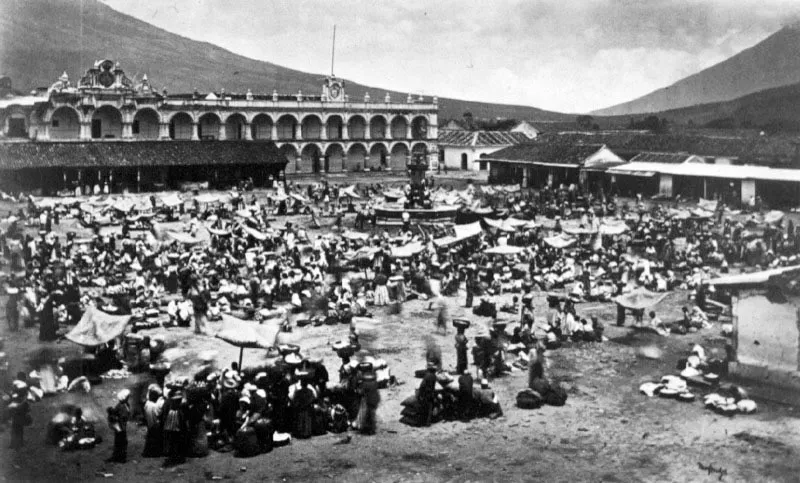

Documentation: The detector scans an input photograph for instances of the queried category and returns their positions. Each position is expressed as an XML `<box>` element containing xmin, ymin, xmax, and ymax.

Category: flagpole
<box><xmin>331</xmin><ymin>25</ymin><xmax>336</xmax><ymax>76</ymax></box>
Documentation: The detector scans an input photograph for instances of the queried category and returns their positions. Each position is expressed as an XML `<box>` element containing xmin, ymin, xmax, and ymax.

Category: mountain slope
<box><xmin>0</xmin><ymin>0</ymin><xmax>574</xmax><ymax>122</ymax></box>
<box><xmin>649</xmin><ymin>81</ymin><xmax>800</xmax><ymax>130</ymax></box>
<box><xmin>593</xmin><ymin>24</ymin><xmax>800</xmax><ymax>116</ymax></box>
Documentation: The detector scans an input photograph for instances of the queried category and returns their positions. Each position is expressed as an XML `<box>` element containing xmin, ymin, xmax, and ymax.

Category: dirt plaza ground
<box><xmin>0</xmin><ymin>173</ymin><xmax>799</xmax><ymax>483</ymax></box>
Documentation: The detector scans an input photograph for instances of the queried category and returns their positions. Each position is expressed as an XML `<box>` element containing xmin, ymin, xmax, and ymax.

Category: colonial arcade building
<box><xmin>0</xmin><ymin>60</ymin><xmax>438</xmax><ymax>193</ymax></box>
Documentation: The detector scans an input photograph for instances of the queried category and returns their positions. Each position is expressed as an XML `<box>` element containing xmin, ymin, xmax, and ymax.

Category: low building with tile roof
<box><xmin>437</xmin><ymin>127</ymin><xmax>534</xmax><ymax>172</ymax></box>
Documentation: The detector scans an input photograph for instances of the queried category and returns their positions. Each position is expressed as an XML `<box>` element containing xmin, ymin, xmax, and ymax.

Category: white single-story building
<box><xmin>709</xmin><ymin>266</ymin><xmax>800</xmax><ymax>390</ymax></box>
<box><xmin>438</xmin><ymin>129</ymin><xmax>533</xmax><ymax>171</ymax></box>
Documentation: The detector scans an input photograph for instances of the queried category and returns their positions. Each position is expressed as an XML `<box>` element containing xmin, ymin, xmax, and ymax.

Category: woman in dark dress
<box><xmin>355</xmin><ymin>370</ymin><xmax>380</xmax><ymax>435</ymax></box>
<box><xmin>291</xmin><ymin>376</ymin><xmax>316</xmax><ymax>439</ymax></box>
<box><xmin>38</xmin><ymin>293</ymin><xmax>57</xmax><ymax>341</ymax></box>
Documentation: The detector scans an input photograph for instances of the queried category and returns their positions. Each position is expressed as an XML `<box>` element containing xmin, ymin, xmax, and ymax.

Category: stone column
<box><xmin>191</xmin><ymin>123</ymin><xmax>200</xmax><ymax>141</ymax></box>
<box><xmin>342</xmin><ymin>123</ymin><xmax>349</xmax><ymax>140</ymax></box>
<box><xmin>122</xmin><ymin>122</ymin><xmax>133</xmax><ymax>139</ymax></box>
<box><xmin>79</xmin><ymin>122</ymin><xmax>92</xmax><ymax>141</ymax></box>
<box><xmin>364</xmin><ymin>155</ymin><xmax>370</xmax><ymax>170</ymax></box>
<box><xmin>406</xmin><ymin>122</ymin><xmax>412</xmax><ymax>140</ymax></box>
<box><xmin>364</xmin><ymin>122</ymin><xmax>371</xmax><ymax>140</ymax></box>
<box><xmin>294</xmin><ymin>123</ymin><xmax>302</xmax><ymax>141</ymax></box>
<box><xmin>296</xmin><ymin>156</ymin><xmax>302</xmax><ymax>173</ymax></box>
<box><xmin>320</xmin><ymin>124</ymin><xmax>328</xmax><ymax>141</ymax></box>
<box><xmin>243</xmin><ymin>123</ymin><xmax>252</xmax><ymax>140</ymax></box>
<box><xmin>271</xmin><ymin>124</ymin><xmax>278</xmax><ymax>141</ymax></box>
<box><xmin>218</xmin><ymin>123</ymin><xmax>227</xmax><ymax>141</ymax></box>
<box><xmin>159</xmin><ymin>123</ymin><xmax>170</xmax><ymax>140</ymax></box>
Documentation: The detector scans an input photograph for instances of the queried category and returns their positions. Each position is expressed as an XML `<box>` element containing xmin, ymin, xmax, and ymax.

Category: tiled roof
<box><xmin>485</xmin><ymin>142</ymin><xmax>607</xmax><ymax>166</ymax></box>
<box><xmin>537</xmin><ymin>131</ymin><xmax>800</xmax><ymax>167</ymax></box>
<box><xmin>629</xmin><ymin>152</ymin><xmax>698</xmax><ymax>164</ymax></box>
<box><xmin>438</xmin><ymin>130</ymin><xmax>528</xmax><ymax>147</ymax></box>
<box><xmin>0</xmin><ymin>141</ymin><xmax>286</xmax><ymax>170</ymax></box>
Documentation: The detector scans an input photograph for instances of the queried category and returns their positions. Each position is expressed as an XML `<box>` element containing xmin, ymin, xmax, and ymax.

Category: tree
<box><xmin>576</xmin><ymin>115</ymin><xmax>594</xmax><ymax>130</ymax></box>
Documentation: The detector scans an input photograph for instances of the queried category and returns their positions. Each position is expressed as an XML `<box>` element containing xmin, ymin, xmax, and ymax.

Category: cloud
<box><xmin>101</xmin><ymin>0</ymin><xmax>800</xmax><ymax>112</ymax></box>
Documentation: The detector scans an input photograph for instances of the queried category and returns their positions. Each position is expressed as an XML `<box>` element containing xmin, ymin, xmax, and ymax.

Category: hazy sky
<box><xmin>99</xmin><ymin>0</ymin><xmax>800</xmax><ymax>113</ymax></box>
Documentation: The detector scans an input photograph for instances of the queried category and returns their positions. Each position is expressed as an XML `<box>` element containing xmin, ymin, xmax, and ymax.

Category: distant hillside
<box><xmin>618</xmin><ymin>82</ymin><xmax>800</xmax><ymax>134</ymax></box>
<box><xmin>593</xmin><ymin>24</ymin><xmax>800</xmax><ymax>116</ymax></box>
<box><xmin>0</xmin><ymin>0</ymin><xmax>574</xmax><ymax>122</ymax></box>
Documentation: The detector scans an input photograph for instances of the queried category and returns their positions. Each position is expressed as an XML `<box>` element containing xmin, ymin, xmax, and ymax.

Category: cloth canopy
<box><xmin>207</xmin><ymin>226</ymin><xmax>231</xmax><ymax>236</ymax></box>
<box><xmin>341</xmin><ymin>230</ymin><xmax>370</xmax><ymax>241</ymax></box>
<box><xmin>65</xmin><ymin>307</ymin><xmax>130</xmax><ymax>347</ymax></box>
<box><xmin>216</xmin><ymin>314</ymin><xmax>281</xmax><ymax>367</ymax></box>
<box><xmin>195</xmin><ymin>193</ymin><xmax>221</xmax><ymax>204</ymax></box>
<box><xmin>614</xmin><ymin>288</ymin><xmax>667</xmax><ymax>310</ymax></box>
<box><xmin>484</xmin><ymin>217</ymin><xmax>533</xmax><ymax>232</ymax></box>
<box><xmin>347</xmin><ymin>246</ymin><xmax>380</xmax><ymax>261</ymax></box>
<box><xmin>709</xmin><ymin>264</ymin><xmax>800</xmax><ymax>287</ymax></box>
<box><xmin>543</xmin><ymin>234</ymin><xmax>576</xmax><ymax>249</ymax></box>
<box><xmin>763</xmin><ymin>210</ymin><xmax>784</xmax><ymax>224</ymax></box>
<box><xmin>166</xmin><ymin>231</ymin><xmax>203</xmax><ymax>245</ymax></box>
<box><xmin>484</xmin><ymin>244</ymin><xmax>525</xmax><ymax>255</ymax></box>
<box><xmin>160</xmin><ymin>193</ymin><xmax>183</xmax><ymax>207</ymax></box>
<box><xmin>242</xmin><ymin>225</ymin><xmax>268</xmax><ymax>241</ymax></box>
<box><xmin>340</xmin><ymin>186</ymin><xmax>361</xmax><ymax>199</ymax></box>
<box><xmin>391</xmin><ymin>242</ymin><xmax>426</xmax><ymax>258</ymax></box>
<box><xmin>433</xmin><ymin>221</ymin><xmax>483</xmax><ymax>247</ymax></box>
<box><xmin>697</xmin><ymin>198</ymin><xmax>718</xmax><ymax>212</ymax></box>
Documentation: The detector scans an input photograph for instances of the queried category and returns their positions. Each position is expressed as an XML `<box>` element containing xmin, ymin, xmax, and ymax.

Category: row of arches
<box><xmin>46</xmin><ymin>106</ymin><xmax>430</xmax><ymax>141</ymax></box>
<box><xmin>280</xmin><ymin>142</ymin><xmax>429</xmax><ymax>173</ymax></box>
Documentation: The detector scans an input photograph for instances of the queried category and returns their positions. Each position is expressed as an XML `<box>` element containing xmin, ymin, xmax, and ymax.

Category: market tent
<box><xmin>708</xmin><ymin>264</ymin><xmax>800</xmax><ymax>287</ymax></box>
<box><xmin>697</xmin><ymin>198</ymin><xmax>718</xmax><ymax>212</ymax></box>
<box><xmin>160</xmin><ymin>193</ymin><xmax>183</xmax><ymax>207</ymax></box>
<box><xmin>484</xmin><ymin>244</ymin><xmax>525</xmax><ymax>255</ymax></box>
<box><xmin>544</xmin><ymin>234</ymin><xmax>576</xmax><ymax>249</ymax></box>
<box><xmin>65</xmin><ymin>307</ymin><xmax>130</xmax><ymax>347</ymax></box>
<box><xmin>195</xmin><ymin>193</ymin><xmax>221</xmax><ymax>204</ymax></box>
<box><xmin>206</xmin><ymin>226</ymin><xmax>231</xmax><ymax>236</ymax></box>
<box><xmin>341</xmin><ymin>230</ymin><xmax>370</xmax><ymax>241</ymax></box>
<box><xmin>614</xmin><ymin>288</ymin><xmax>667</xmax><ymax>310</ymax></box>
<box><xmin>347</xmin><ymin>246</ymin><xmax>380</xmax><ymax>261</ymax></box>
<box><xmin>242</xmin><ymin>225</ymin><xmax>268</xmax><ymax>241</ymax></box>
<box><xmin>391</xmin><ymin>242</ymin><xmax>426</xmax><ymax>258</ymax></box>
<box><xmin>484</xmin><ymin>217</ymin><xmax>534</xmax><ymax>232</ymax></box>
<box><xmin>433</xmin><ymin>221</ymin><xmax>483</xmax><ymax>247</ymax></box>
<box><xmin>166</xmin><ymin>231</ymin><xmax>203</xmax><ymax>245</ymax></box>
<box><xmin>763</xmin><ymin>210</ymin><xmax>784</xmax><ymax>224</ymax></box>
<box><xmin>340</xmin><ymin>186</ymin><xmax>361</xmax><ymax>198</ymax></box>
<box><xmin>216</xmin><ymin>314</ymin><xmax>280</xmax><ymax>367</ymax></box>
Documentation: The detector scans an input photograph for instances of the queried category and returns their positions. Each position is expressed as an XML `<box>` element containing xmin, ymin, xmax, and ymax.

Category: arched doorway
<box><xmin>251</xmin><ymin>114</ymin><xmax>273</xmax><ymax>140</ymax></box>
<box><xmin>198</xmin><ymin>113</ymin><xmax>221</xmax><ymax>140</ymax></box>
<box><xmin>225</xmin><ymin>113</ymin><xmax>247</xmax><ymax>140</ymax></box>
<box><xmin>461</xmin><ymin>153</ymin><xmax>469</xmax><ymax>170</ymax></box>
<box><xmin>279</xmin><ymin>144</ymin><xmax>299</xmax><ymax>173</ymax></box>
<box><xmin>169</xmin><ymin>112</ymin><xmax>194</xmax><ymax>140</ymax></box>
<box><xmin>325</xmin><ymin>144</ymin><xmax>345</xmax><ymax>172</ymax></box>
<box><xmin>411</xmin><ymin>116</ymin><xmax>428</xmax><ymax>140</ymax></box>
<box><xmin>347</xmin><ymin>116</ymin><xmax>367</xmax><ymax>139</ymax></box>
<box><xmin>390</xmin><ymin>116</ymin><xmax>408</xmax><ymax>139</ymax></box>
<box><xmin>301</xmin><ymin>115</ymin><xmax>322</xmax><ymax>140</ymax></box>
<box><xmin>49</xmin><ymin>106</ymin><xmax>80</xmax><ymax>139</ymax></box>
<box><xmin>347</xmin><ymin>144</ymin><xmax>368</xmax><ymax>171</ymax></box>
<box><xmin>370</xmin><ymin>116</ymin><xmax>387</xmax><ymax>139</ymax></box>
<box><xmin>276</xmin><ymin>115</ymin><xmax>297</xmax><ymax>140</ymax></box>
<box><xmin>390</xmin><ymin>143</ymin><xmax>409</xmax><ymax>170</ymax></box>
<box><xmin>133</xmin><ymin>108</ymin><xmax>160</xmax><ymax>139</ymax></box>
<box><xmin>412</xmin><ymin>143</ymin><xmax>429</xmax><ymax>162</ymax></box>
<box><xmin>326</xmin><ymin>115</ymin><xmax>343</xmax><ymax>140</ymax></box>
<box><xmin>301</xmin><ymin>144</ymin><xmax>323</xmax><ymax>173</ymax></box>
<box><xmin>369</xmin><ymin>143</ymin><xmax>389</xmax><ymax>170</ymax></box>
<box><xmin>92</xmin><ymin>105</ymin><xmax>122</xmax><ymax>139</ymax></box>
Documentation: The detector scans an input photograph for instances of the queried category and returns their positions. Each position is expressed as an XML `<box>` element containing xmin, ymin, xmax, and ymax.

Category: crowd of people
<box><xmin>0</xmin><ymin>175</ymin><xmax>796</xmax><ymax>463</ymax></box>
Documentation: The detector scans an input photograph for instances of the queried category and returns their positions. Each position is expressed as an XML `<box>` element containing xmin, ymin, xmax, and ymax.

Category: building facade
<box><xmin>0</xmin><ymin>60</ymin><xmax>439</xmax><ymax>178</ymax></box>
<box><xmin>438</xmin><ymin>130</ymin><xmax>532</xmax><ymax>172</ymax></box>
